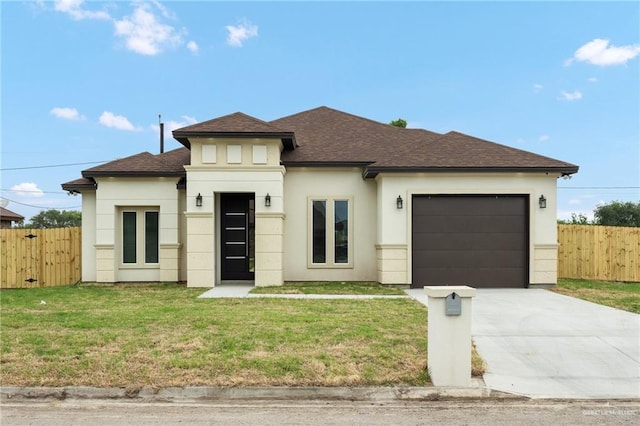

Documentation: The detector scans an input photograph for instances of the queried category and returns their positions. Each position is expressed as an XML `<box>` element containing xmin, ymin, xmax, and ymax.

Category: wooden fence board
<box><xmin>558</xmin><ymin>224</ymin><xmax>640</xmax><ymax>282</ymax></box>
<box><xmin>1</xmin><ymin>227</ymin><xmax>81</xmax><ymax>288</ymax></box>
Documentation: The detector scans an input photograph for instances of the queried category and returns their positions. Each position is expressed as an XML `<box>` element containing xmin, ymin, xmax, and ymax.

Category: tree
<box><xmin>389</xmin><ymin>118</ymin><xmax>407</xmax><ymax>128</ymax></box>
<box><xmin>593</xmin><ymin>201</ymin><xmax>640</xmax><ymax>227</ymax></box>
<box><xmin>23</xmin><ymin>209</ymin><xmax>81</xmax><ymax>228</ymax></box>
<box><xmin>558</xmin><ymin>213</ymin><xmax>590</xmax><ymax>225</ymax></box>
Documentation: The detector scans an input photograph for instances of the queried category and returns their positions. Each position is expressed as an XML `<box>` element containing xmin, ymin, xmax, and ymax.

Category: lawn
<box><xmin>1</xmin><ymin>284</ymin><xmax>436</xmax><ymax>389</ymax></box>
<box><xmin>553</xmin><ymin>279</ymin><xmax>640</xmax><ymax>314</ymax></box>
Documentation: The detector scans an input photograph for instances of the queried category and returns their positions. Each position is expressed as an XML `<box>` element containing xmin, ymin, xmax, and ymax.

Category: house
<box><xmin>62</xmin><ymin>106</ymin><xmax>578</xmax><ymax>289</ymax></box>
<box><xmin>0</xmin><ymin>207</ymin><xmax>24</xmax><ymax>228</ymax></box>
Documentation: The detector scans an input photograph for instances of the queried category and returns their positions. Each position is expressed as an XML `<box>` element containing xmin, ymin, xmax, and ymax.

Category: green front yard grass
<box><xmin>2</xmin><ymin>283</ymin><xmax>474</xmax><ymax>389</ymax></box>
<box><xmin>554</xmin><ymin>279</ymin><xmax>640</xmax><ymax>314</ymax></box>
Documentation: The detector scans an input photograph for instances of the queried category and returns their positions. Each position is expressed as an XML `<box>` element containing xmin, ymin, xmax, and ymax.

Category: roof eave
<box><xmin>82</xmin><ymin>171</ymin><xmax>186</xmax><ymax>178</ymax></box>
<box><xmin>362</xmin><ymin>165</ymin><xmax>580</xmax><ymax>178</ymax></box>
<box><xmin>281</xmin><ymin>161</ymin><xmax>373</xmax><ymax>168</ymax></box>
<box><xmin>172</xmin><ymin>131</ymin><xmax>297</xmax><ymax>150</ymax></box>
<box><xmin>61</xmin><ymin>183</ymin><xmax>96</xmax><ymax>193</ymax></box>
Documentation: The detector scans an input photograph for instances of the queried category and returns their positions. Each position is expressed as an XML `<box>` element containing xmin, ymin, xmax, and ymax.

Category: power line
<box><xmin>0</xmin><ymin>197</ymin><xmax>81</xmax><ymax>210</ymax></box>
<box><xmin>1</xmin><ymin>188</ymin><xmax>68</xmax><ymax>194</ymax></box>
<box><xmin>0</xmin><ymin>160</ymin><xmax>108</xmax><ymax>171</ymax></box>
<box><xmin>558</xmin><ymin>186</ymin><xmax>639</xmax><ymax>190</ymax></box>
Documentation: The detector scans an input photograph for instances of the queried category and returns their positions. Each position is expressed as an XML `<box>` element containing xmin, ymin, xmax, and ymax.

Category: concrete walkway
<box><xmin>200</xmin><ymin>285</ymin><xmax>640</xmax><ymax>399</ymax></box>
<box><xmin>199</xmin><ymin>285</ymin><xmax>408</xmax><ymax>300</ymax></box>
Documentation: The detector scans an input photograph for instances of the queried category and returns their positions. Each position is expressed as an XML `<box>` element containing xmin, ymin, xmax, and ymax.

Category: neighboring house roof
<box><xmin>0</xmin><ymin>207</ymin><xmax>24</xmax><ymax>222</ymax></box>
<box><xmin>173</xmin><ymin>112</ymin><xmax>297</xmax><ymax>150</ymax></box>
<box><xmin>62</xmin><ymin>106</ymin><xmax>578</xmax><ymax>191</ymax></box>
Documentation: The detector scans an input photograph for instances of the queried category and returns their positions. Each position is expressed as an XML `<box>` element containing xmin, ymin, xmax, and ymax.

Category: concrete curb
<box><xmin>1</xmin><ymin>382</ymin><xmax>524</xmax><ymax>402</ymax></box>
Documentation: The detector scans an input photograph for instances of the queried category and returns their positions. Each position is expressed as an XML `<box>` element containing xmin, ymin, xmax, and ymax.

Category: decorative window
<box><xmin>121</xmin><ymin>209</ymin><xmax>159</xmax><ymax>265</ymax></box>
<box><xmin>309</xmin><ymin>198</ymin><xmax>352</xmax><ymax>268</ymax></box>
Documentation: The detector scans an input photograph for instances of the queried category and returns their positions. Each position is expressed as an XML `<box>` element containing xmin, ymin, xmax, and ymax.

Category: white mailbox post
<box><xmin>424</xmin><ymin>285</ymin><xmax>476</xmax><ymax>387</ymax></box>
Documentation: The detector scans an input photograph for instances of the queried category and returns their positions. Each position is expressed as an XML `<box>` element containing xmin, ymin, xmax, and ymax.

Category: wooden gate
<box><xmin>0</xmin><ymin>227</ymin><xmax>81</xmax><ymax>288</ymax></box>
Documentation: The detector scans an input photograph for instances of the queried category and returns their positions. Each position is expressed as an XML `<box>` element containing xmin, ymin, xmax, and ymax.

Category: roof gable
<box><xmin>172</xmin><ymin>112</ymin><xmax>296</xmax><ymax>149</ymax></box>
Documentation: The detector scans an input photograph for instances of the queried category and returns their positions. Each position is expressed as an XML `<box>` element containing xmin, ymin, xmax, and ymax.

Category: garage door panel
<box><xmin>412</xmin><ymin>232</ymin><xmax>525</xmax><ymax>252</ymax></box>
<box><xmin>414</xmin><ymin>215</ymin><xmax>525</xmax><ymax>234</ymax></box>
<box><xmin>412</xmin><ymin>195</ymin><xmax>528</xmax><ymax>289</ymax></box>
<box><xmin>415</xmin><ymin>249</ymin><xmax>526</xmax><ymax>268</ymax></box>
<box><xmin>413</xmin><ymin>196</ymin><xmax>526</xmax><ymax>216</ymax></box>
<box><xmin>413</xmin><ymin>267</ymin><xmax>526</xmax><ymax>288</ymax></box>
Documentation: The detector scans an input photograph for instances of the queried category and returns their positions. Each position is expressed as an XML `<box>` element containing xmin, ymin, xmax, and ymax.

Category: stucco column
<box><xmin>254</xmin><ymin>212</ymin><xmax>284</xmax><ymax>286</ymax></box>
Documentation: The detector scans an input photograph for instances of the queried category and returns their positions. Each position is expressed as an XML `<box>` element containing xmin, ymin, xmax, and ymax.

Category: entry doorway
<box><xmin>220</xmin><ymin>193</ymin><xmax>255</xmax><ymax>280</ymax></box>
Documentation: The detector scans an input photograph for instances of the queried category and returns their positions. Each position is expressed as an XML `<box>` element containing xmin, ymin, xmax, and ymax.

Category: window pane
<box><xmin>123</xmin><ymin>212</ymin><xmax>136</xmax><ymax>263</ymax></box>
<box><xmin>334</xmin><ymin>200</ymin><xmax>349</xmax><ymax>263</ymax></box>
<box><xmin>145</xmin><ymin>211</ymin><xmax>159</xmax><ymax>263</ymax></box>
<box><xmin>312</xmin><ymin>200</ymin><xmax>326</xmax><ymax>263</ymax></box>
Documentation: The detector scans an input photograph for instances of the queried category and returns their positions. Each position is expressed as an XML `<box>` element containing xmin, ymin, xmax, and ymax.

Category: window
<box><xmin>309</xmin><ymin>198</ymin><xmax>352</xmax><ymax>267</ymax></box>
<box><xmin>121</xmin><ymin>209</ymin><xmax>159</xmax><ymax>265</ymax></box>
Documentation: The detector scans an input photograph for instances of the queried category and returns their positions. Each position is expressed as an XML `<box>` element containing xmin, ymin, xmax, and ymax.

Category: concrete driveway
<box><xmin>407</xmin><ymin>288</ymin><xmax>639</xmax><ymax>399</ymax></box>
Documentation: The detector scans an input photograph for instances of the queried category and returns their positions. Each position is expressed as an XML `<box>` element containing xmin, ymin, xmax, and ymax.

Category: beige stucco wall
<box><xmin>375</xmin><ymin>172</ymin><xmax>560</xmax><ymax>286</ymax></box>
<box><xmin>185</xmin><ymin>137</ymin><xmax>286</xmax><ymax>287</ymax></box>
<box><xmin>92</xmin><ymin>177</ymin><xmax>183</xmax><ymax>282</ymax></box>
<box><xmin>283</xmin><ymin>168</ymin><xmax>378</xmax><ymax>282</ymax></box>
<box><xmin>81</xmin><ymin>191</ymin><xmax>96</xmax><ymax>282</ymax></box>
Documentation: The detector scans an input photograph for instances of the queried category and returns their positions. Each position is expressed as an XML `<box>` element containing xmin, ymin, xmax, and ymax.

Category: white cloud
<box><xmin>226</xmin><ymin>20</ymin><xmax>258</xmax><ymax>47</ymax></box>
<box><xmin>114</xmin><ymin>2</ymin><xmax>184</xmax><ymax>55</ymax></box>
<box><xmin>50</xmin><ymin>107</ymin><xmax>84</xmax><ymax>121</ymax></box>
<box><xmin>569</xmin><ymin>199</ymin><xmax>582</xmax><ymax>206</ymax></box>
<box><xmin>515</xmin><ymin>138</ymin><xmax>526</xmax><ymax>144</ymax></box>
<box><xmin>99</xmin><ymin>111</ymin><xmax>140</xmax><ymax>131</ymax></box>
<box><xmin>151</xmin><ymin>115</ymin><xmax>198</xmax><ymax>137</ymax></box>
<box><xmin>567</xmin><ymin>38</ymin><xmax>640</xmax><ymax>66</ymax></box>
<box><xmin>54</xmin><ymin>0</ymin><xmax>110</xmax><ymax>21</ymax></box>
<box><xmin>558</xmin><ymin>90</ymin><xmax>583</xmax><ymax>101</ymax></box>
<box><xmin>538</xmin><ymin>135</ymin><xmax>550</xmax><ymax>142</ymax></box>
<box><xmin>11</xmin><ymin>182</ymin><xmax>44</xmax><ymax>198</ymax></box>
<box><xmin>186</xmin><ymin>40</ymin><xmax>199</xmax><ymax>54</ymax></box>
<box><xmin>587</xmin><ymin>77</ymin><xmax>598</xmax><ymax>83</ymax></box>
<box><xmin>533</xmin><ymin>83</ymin><xmax>543</xmax><ymax>92</ymax></box>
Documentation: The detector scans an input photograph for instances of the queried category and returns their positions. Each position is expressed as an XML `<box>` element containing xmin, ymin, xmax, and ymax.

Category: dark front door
<box><xmin>221</xmin><ymin>193</ymin><xmax>255</xmax><ymax>280</ymax></box>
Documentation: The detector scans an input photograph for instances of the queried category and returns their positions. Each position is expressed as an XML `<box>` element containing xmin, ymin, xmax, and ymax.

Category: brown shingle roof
<box><xmin>0</xmin><ymin>207</ymin><xmax>24</xmax><ymax>221</ymax></box>
<box><xmin>173</xmin><ymin>112</ymin><xmax>296</xmax><ymax>149</ymax></box>
<box><xmin>272</xmin><ymin>106</ymin><xmax>578</xmax><ymax>176</ymax></box>
<box><xmin>62</xmin><ymin>106</ymin><xmax>578</xmax><ymax>192</ymax></box>
<box><xmin>61</xmin><ymin>177</ymin><xmax>96</xmax><ymax>192</ymax></box>
<box><xmin>81</xmin><ymin>148</ymin><xmax>189</xmax><ymax>177</ymax></box>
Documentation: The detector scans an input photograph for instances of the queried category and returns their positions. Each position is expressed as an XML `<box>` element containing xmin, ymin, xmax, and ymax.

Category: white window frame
<box><xmin>307</xmin><ymin>197</ymin><xmax>353</xmax><ymax>269</ymax></box>
<box><xmin>119</xmin><ymin>207</ymin><xmax>160</xmax><ymax>268</ymax></box>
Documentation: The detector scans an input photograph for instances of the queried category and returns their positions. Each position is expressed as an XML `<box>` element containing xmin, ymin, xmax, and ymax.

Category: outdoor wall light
<box><xmin>195</xmin><ymin>193</ymin><xmax>203</xmax><ymax>207</ymax></box>
<box><xmin>397</xmin><ymin>195</ymin><xmax>403</xmax><ymax>209</ymax></box>
<box><xmin>265</xmin><ymin>193</ymin><xmax>271</xmax><ymax>207</ymax></box>
<box><xmin>539</xmin><ymin>195</ymin><xmax>547</xmax><ymax>209</ymax></box>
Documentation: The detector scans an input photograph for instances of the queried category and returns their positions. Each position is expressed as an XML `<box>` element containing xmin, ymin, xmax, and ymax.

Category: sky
<box><xmin>1</xmin><ymin>0</ymin><xmax>639</xmax><ymax>222</ymax></box>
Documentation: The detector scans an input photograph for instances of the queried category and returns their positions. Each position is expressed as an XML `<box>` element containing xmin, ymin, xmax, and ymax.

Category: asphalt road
<box><xmin>2</xmin><ymin>400</ymin><xmax>639</xmax><ymax>425</ymax></box>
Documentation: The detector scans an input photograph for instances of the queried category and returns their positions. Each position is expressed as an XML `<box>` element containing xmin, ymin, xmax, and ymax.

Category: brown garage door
<box><xmin>412</xmin><ymin>195</ymin><xmax>528</xmax><ymax>289</ymax></box>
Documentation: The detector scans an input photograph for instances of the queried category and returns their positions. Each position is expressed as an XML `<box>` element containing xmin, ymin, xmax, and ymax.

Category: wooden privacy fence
<box><xmin>558</xmin><ymin>224</ymin><xmax>640</xmax><ymax>282</ymax></box>
<box><xmin>1</xmin><ymin>225</ymin><xmax>638</xmax><ymax>287</ymax></box>
<box><xmin>1</xmin><ymin>227</ymin><xmax>81</xmax><ymax>289</ymax></box>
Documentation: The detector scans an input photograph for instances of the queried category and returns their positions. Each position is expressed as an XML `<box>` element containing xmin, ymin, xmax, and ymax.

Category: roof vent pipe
<box><xmin>159</xmin><ymin>114</ymin><xmax>164</xmax><ymax>154</ymax></box>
